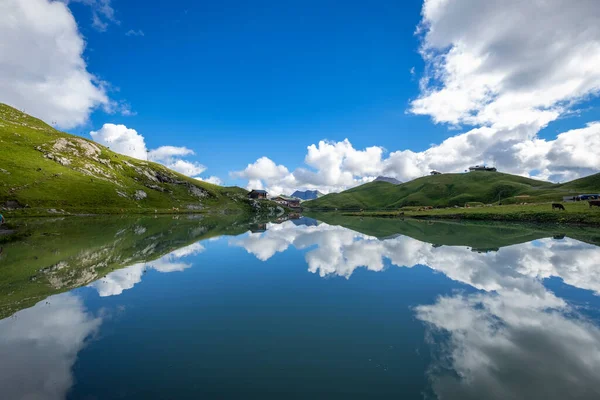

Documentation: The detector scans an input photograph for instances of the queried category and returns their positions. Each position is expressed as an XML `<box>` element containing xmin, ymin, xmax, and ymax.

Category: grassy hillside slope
<box><xmin>0</xmin><ymin>104</ymin><xmax>277</xmax><ymax>215</ymax></box>
<box><xmin>559</xmin><ymin>173</ymin><xmax>600</xmax><ymax>191</ymax></box>
<box><xmin>305</xmin><ymin>171</ymin><xmax>600</xmax><ymax>210</ymax></box>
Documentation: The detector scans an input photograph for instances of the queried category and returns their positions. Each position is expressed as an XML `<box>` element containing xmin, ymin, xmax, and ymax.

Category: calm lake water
<box><xmin>1</xmin><ymin>215</ymin><xmax>600</xmax><ymax>399</ymax></box>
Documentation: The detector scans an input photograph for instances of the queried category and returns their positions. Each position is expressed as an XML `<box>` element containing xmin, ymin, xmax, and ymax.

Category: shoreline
<box><xmin>378</xmin><ymin>213</ymin><xmax>600</xmax><ymax>227</ymax></box>
<box><xmin>308</xmin><ymin>203</ymin><xmax>600</xmax><ymax>227</ymax></box>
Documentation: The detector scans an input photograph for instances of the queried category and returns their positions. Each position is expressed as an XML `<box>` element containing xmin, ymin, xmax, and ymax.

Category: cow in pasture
<box><xmin>589</xmin><ymin>200</ymin><xmax>600</xmax><ymax>209</ymax></box>
<box><xmin>552</xmin><ymin>203</ymin><xmax>565</xmax><ymax>211</ymax></box>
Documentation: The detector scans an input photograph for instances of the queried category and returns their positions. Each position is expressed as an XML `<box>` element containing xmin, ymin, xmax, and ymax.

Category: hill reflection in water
<box><xmin>1</xmin><ymin>215</ymin><xmax>599</xmax><ymax>399</ymax></box>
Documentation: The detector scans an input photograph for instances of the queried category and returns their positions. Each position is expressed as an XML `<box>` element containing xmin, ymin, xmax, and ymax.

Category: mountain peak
<box><xmin>374</xmin><ymin>176</ymin><xmax>403</xmax><ymax>185</ymax></box>
<box><xmin>291</xmin><ymin>190</ymin><xmax>324</xmax><ymax>200</ymax></box>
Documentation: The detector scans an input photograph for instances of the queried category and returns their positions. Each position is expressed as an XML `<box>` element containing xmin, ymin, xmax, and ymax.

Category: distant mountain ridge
<box><xmin>374</xmin><ymin>176</ymin><xmax>403</xmax><ymax>185</ymax></box>
<box><xmin>291</xmin><ymin>190</ymin><xmax>324</xmax><ymax>200</ymax></box>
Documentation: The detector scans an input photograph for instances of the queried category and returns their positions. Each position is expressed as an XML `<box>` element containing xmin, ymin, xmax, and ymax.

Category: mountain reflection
<box><xmin>89</xmin><ymin>242</ymin><xmax>205</xmax><ymax>297</ymax></box>
<box><xmin>2</xmin><ymin>216</ymin><xmax>600</xmax><ymax>399</ymax></box>
<box><xmin>232</xmin><ymin>220</ymin><xmax>600</xmax><ymax>293</ymax></box>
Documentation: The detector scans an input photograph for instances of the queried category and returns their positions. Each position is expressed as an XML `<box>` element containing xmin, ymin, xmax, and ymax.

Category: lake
<box><xmin>1</xmin><ymin>215</ymin><xmax>600</xmax><ymax>399</ymax></box>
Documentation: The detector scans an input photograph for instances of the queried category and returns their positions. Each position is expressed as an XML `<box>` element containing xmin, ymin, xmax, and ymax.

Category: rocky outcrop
<box><xmin>134</xmin><ymin>190</ymin><xmax>147</xmax><ymax>200</ymax></box>
<box><xmin>145</xmin><ymin>184</ymin><xmax>167</xmax><ymax>192</ymax></box>
<box><xmin>52</xmin><ymin>138</ymin><xmax>102</xmax><ymax>159</ymax></box>
<box><xmin>186</xmin><ymin>183</ymin><xmax>208</xmax><ymax>198</ymax></box>
<box><xmin>2</xmin><ymin>200</ymin><xmax>25</xmax><ymax>210</ymax></box>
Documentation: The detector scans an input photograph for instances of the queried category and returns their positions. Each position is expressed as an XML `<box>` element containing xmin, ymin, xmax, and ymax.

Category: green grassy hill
<box><xmin>0</xmin><ymin>103</ymin><xmax>278</xmax><ymax>216</ymax></box>
<box><xmin>559</xmin><ymin>173</ymin><xmax>600</xmax><ymax>191</ymax></box>
<box><xmin>305</xmin><ymin>171</ymin><xmax>600</xmax><ymax>210</ymax></box>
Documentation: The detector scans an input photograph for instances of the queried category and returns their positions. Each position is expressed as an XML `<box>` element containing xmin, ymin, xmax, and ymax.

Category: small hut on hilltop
<box><xmin>469</xmin><ymin>165</ymin><xmax>497</xmax><ymax>172</ymax></box>
<box><xmin>248</xmin><ymin>189</ymin><xmax>268</xmax><ymax>199</ymax></box>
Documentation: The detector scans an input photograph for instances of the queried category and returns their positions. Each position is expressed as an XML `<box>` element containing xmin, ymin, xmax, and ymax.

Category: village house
<box><xmin>469</xmin><ymin>165</ymin><xmax>497</xmax><ymax>172</ymax></box>
<box><xmin>248</xmin><ymin>189</ymin><xmax>268</xmax><ymax>199</ymax></box>
<box><xmin>250</xmin><ymin>223</ymin><xmax>267</xmax><ymax>233</ymax></box>
<box><xmin>286</xmin><ymin>198</ymin><xmax>301</xmax><ymax>208</ymax></box>
<box><xmin>430</xmin><ymin>170</ymin><xmax>442</xmax><ymax>175</ymax></box>
<box><xmin>271</xmin><ymin>195</ymin><xmax>301</xmax><ymax>208</ymax></box>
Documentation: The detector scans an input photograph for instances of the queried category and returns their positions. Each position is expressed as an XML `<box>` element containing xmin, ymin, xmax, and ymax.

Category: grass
<box><xmin>340</xmin><ymin>202</ymin><xmax>600</xmax><ymax>226</ymax></box>
<box><xmin>0</xmin><ymin>103</ymin><xmax>282</xmax><ymax>217</ymax></box>
<box><xmin>305</xmin><ymin>171</ymin><xmax>600</xmax><ymax>211</ymax></box>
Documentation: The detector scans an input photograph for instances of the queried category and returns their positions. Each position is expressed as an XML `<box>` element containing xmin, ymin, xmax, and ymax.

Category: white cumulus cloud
<box><xmin>90</xmin><ymin>123</ymin><xmax>220</xmax><ymax>182</ymax></box>
<box><xmin>412</xmin><ymin>0</ymin><xmax>600</xmax><ymax>128</ymax></box>
<box><xmin>232</xmin><ymin>0</ymin><xmax>600</xmax><ymax>193</ymax></box>
<box><xmin>90</xmin><ymin>123</ymin><xmax>148</xmax><ymax>160</ymax></box>
<box><xmin>0</xmin><ymin>0</ymin><xmax>110</xmax><ymax>129</ymax></box>
<box><xmin>148</xmin><ymin>146</ymin><xmax>207</xmax><ymax>177</ymax></box>
<box><xmin>196</xmin><ymin>176</ymin><xmax>223</xmax><ymax>185</ymax></box>
<box><xmin>148</xmin><ymin>146</ymin><xmax>195</xmax><ymax>160</ymax></box>
<box><xmin>165</xmin><ymin>159</ymin><xmax>207</xmax><ymax>177</ymax></box>
<box><xmin>232</xmin><ymin>127</ymin><xmax>600</xmax><ymax>194</ymax></box>
<box><xmin>231</xmin><ymin>142</ymin><xmax>379</xmax><ymax>195</ymax></box>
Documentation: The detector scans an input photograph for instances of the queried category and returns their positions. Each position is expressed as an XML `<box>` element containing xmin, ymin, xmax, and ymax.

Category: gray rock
<box><xmin>134</xmin><ymin>190</ymin><xmax>147</xmax><ymax>200</ymax></box>
<box><xmin>187</xmin><ymin>184</ymin><xmax>208</xmax><ymax>198</ymax></box>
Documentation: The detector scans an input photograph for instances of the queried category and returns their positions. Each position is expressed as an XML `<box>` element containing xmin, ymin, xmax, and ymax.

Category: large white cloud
<box><xmin>412</xmin><ymin>0</ymin><xmax>600</xmax><ymax>128</ymax></box>
<box><xmin>148</xmin><ymin>146</ymin><xmax>195</xmax><ymax>161</ymax></box>
<box><xmin>90</xmin><ymin>123</ymin><xmax>219</xmax><ymax>182</ymax></box>
<box><xmin>147</xmin><ymin>145</ymin><xmax>207</xmax><ymax>177</ymax></box>
<box><xmin>0</xmin><ymin>0</ymin><xmax>110</xmax><ymax>129</ymax></box>
<box><xmin>90</xmin><ymin>123</ymin><xmax>148</xmax><ymax>160</ymax></box>
<box><xmin>231</xmin><ymin>141</ymin><xmax>381</xmax><ymax>195</ymax></box>
<box><xmin>232</xmin><ymin>0</ymin><xmax>600</xmax><ymax>194</ymax></box>
<box><xmin>232</xmin><ymin>124</ymin><xmax>600</xmax><ymax>194</ymax></box>
<box><xmin>161</xmin><ymin>159</ymin><xmax>206</xmax><ymax>177</ymax></box>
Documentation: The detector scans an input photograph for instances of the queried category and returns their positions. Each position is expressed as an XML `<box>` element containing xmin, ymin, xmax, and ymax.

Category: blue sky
<box><xmin>3</xmin><ymin>0</ymin><xmax>600</xmax><ymax>193</ymax></box>
<box><xmin>75</xmin><ymin>0</ymin><xmax>440</xmax><ymax>177</ymax></box>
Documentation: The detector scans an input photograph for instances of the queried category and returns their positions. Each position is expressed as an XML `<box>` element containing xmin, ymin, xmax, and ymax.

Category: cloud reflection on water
<box><xmin>232</xmin><ymin>221</ymin><xmax>600</xmax><ymax>294</ymax></box>
<box><xmin>3</xmin><ymin>218</ymin><xmax>600</xmax><ymax>400</ymax></box>
<box><xmin>233</xmin><ymin>219</ymin><xmax>600</xmax><ymax>399</ymax></box>
<box><xmin>89</xmin><ymin>242</ymin><xmax>205</xmax><ymax>297</ymax></box>
<box><xmin>416</xmin><ymin>290</ymin><xmax>600</xmax><ymax>400</ymax></box>
<box><xmin>0</xmin><ymin>293</ymin><xmax>101</xmax><ymax>400</ymax></box>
